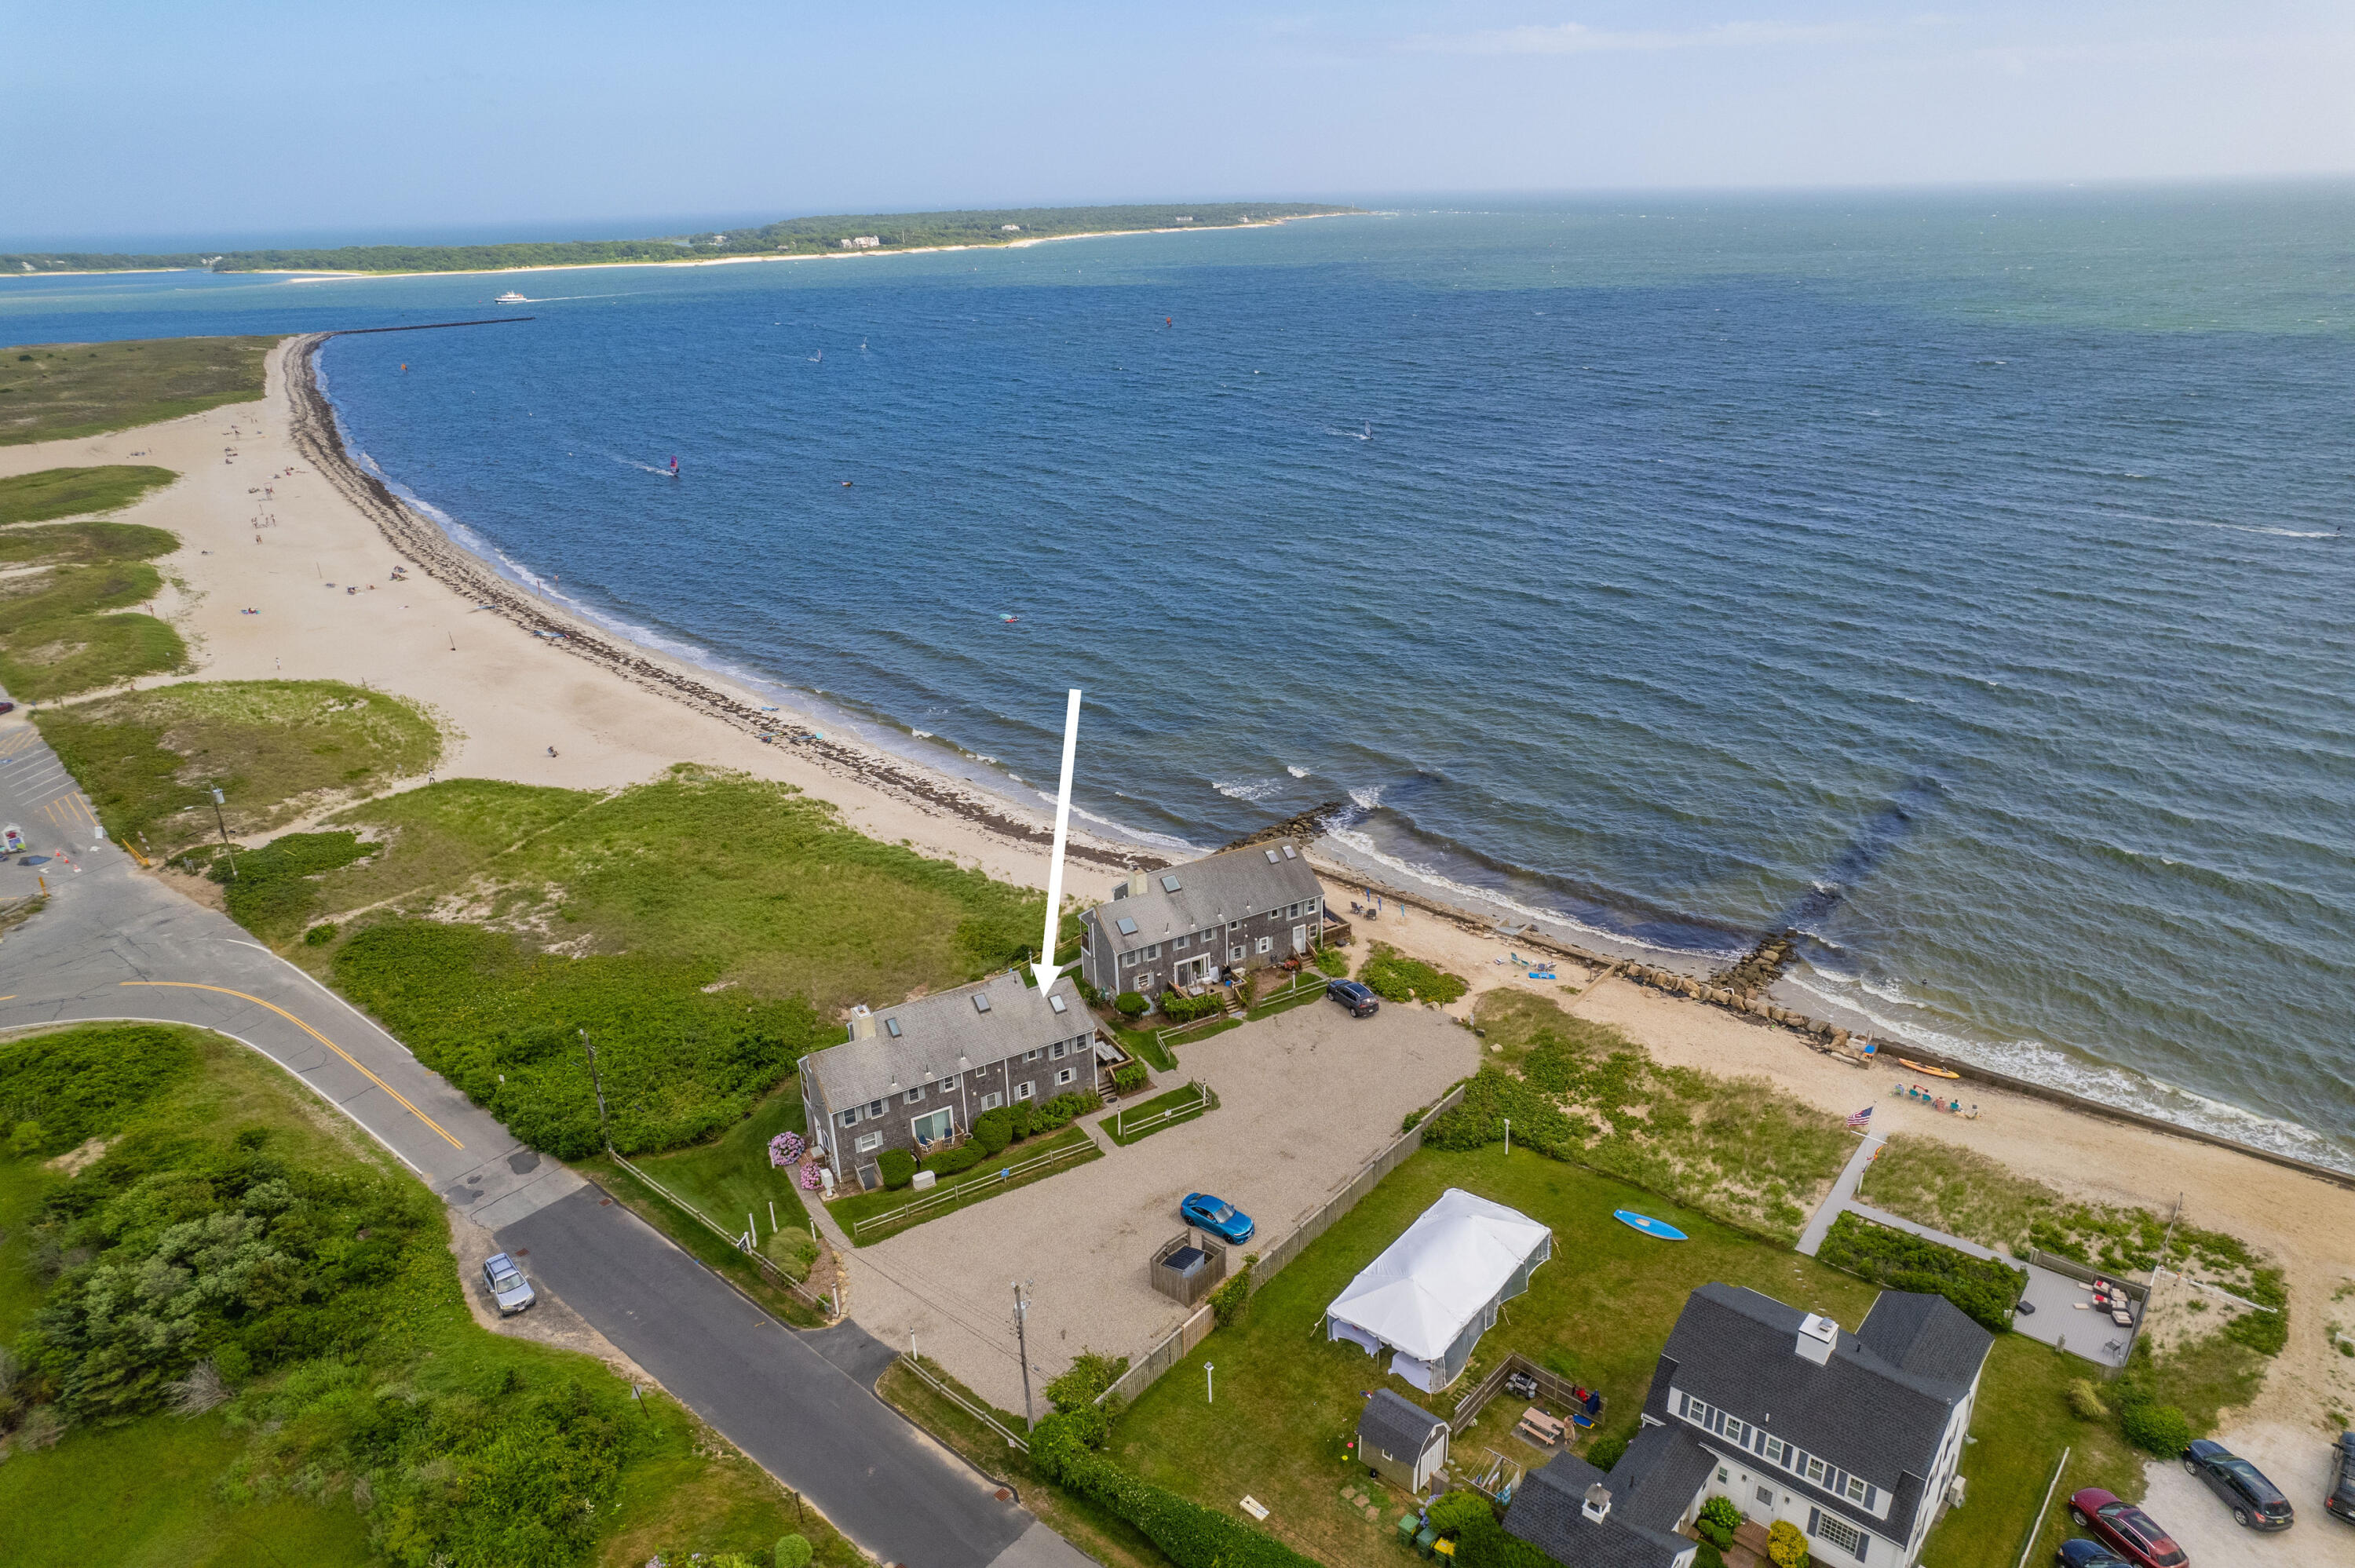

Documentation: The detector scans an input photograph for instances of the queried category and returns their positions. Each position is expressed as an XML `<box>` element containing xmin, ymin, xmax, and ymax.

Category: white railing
<box><xmin>849</xmin><ymin>1136</ymin><xmax>1098</xmax><ymax>1239</ymax></box>
<box><xmin>1112</xmin><ymin>1081</ymin><xmax>1216</xmax><ymax>1142</ymax></box>
<box><xmin>898</xmin><ymin>1354</ymin><xmax>1030</xmax><ymax>1453</ymax></box>
<box><xmin>606</xmin><ymin>1148</ymin><xmax>838</xmax><ymax>1318</ymax></box>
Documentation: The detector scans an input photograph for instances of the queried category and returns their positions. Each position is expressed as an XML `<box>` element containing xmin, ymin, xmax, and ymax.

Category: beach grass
<box><xmin>1357</xmin><ymin>943</ymin><xmax>1468</xmax><ymax>1006</ymax></box>
<box><xmin>1462</xmin><ymin>990</ymin><xmax>1851</xmax><ymax>1241</ymax></box>
<box><xmin>0</xmin><ymin>515</ymin><xmax>188</xmax><ymax>698</ymax></box>
<box><xmin>0</xmin><ymin>1021</ymin><xmax>831</xmax><ymax>1568</ymax></box>
<box><xmin>0</xmin><ymin>465</ymin><xmax>177</xmax><ymax>526</ymax></box>
<box><xmin>35</xmin><ymin>679</ymin><xmax>440</xmax><ymax>852</ymax></box>
<box><xmin>0</xmin><ymin>337</ymin><xmax>273</xmax><ymax>445</ymax></box>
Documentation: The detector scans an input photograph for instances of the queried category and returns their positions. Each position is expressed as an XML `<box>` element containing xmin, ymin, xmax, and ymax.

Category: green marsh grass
<box><xmin>0</xmin><ymin>465</ymin><xmax>177</xmax><ymax>525</ymax></box>
<box><xmin>0</xmin><ymin>337</ymin><xmax>273</xmax><ymax>445</ymax></box>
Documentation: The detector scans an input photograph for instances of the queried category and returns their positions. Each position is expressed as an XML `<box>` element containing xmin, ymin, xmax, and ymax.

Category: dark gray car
<box><xmin>1327</xmin><ymin>979</ymin><xmax>1378</xmax><ymax>1017</ymax></box>
<box><xmin>2182</xmin><ymin>1438</ymin><xmax>2292</xmax><ymax>1529</ymax></box>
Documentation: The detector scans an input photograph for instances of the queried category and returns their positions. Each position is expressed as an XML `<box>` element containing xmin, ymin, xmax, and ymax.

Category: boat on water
<box><xmin>495</xmin><ymin>291</ymin><xmax>528</xmax><ymax>304</ymax></box>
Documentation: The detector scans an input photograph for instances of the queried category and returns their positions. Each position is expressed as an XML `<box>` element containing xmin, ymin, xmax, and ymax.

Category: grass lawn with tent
<box><xmin>1101</xmin><ymin>1142</ymin><xmax>2133</xmax><ymax>1568</ymax></box>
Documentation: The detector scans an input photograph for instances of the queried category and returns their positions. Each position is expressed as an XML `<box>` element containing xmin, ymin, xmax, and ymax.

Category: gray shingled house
<box><xmin>1358</xmin><ymin>1389</ymin><xmax>1450</xmax><ymax>1493</ymax></box>
<box><xmin>800</xmin><ymin>971</ymin><xmax>1097</xmax><ymax>1188</ymax></box>
<box><xmin>1077</xmin><ymin>837</ymin><xmax>1326</xmax><ymax>998</ymax></box>
<box><xmin>1503</xmin><ymin>1283</ymin><xmax>1992</xmax><ymax>1568</ymax></box>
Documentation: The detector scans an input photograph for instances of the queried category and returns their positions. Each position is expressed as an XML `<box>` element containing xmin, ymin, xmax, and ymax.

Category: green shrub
<box><xmin>1160</xmin><ymin>991</ymin><xmax>1224</xmax><ymax>1023</ymax></box>
<box><xmin>2122</xmin><ymin>1401</ymin><xmax>2191</xmax><ymax>1455</ymax></box>
<box><xmin>1700</xmin><ymin>1519</ymin><xmax>1734</xmax><ymax>1550</ymax></box>
<box><xmin>1694</xmin><ymin>1544</ymin><xmax>1726</xmax><ymax>1568</ymax></box>
<box><xmin>1045</xmin><ymin>1349</ymin><xmax>1130</xmax><ymax>1413</ymax></box>
<box><xmin>1311</xmin><ymin>945</ymin><xmax>1349</xmax><ymax>978</ymax></box>
<box><xmin>1816</xmin><ymin>1212</ymin><xmax>2024</xmax><ymax>1332</ymax></box>
<box><xmin>1357</xmin><ymin>943</ymin><xmax>1467</xmax><ymax>1005</ymax></box>
<box><xmin>302</xmin><ymin>921</ymin><xmax>338</xmax><ymax>946</ymax></box>
<box><xmin>1115</xmin><ymin>991</ymin><xmax>1148</xmax><ymax>1018</ymax></box>
<box><xmin>1033</xmin><ymin>1090</ymin><xmax>1101</xmax><ymax>1131</ymax></box>
<box><xmin>773</xmin><ymin>1534</ymin><xmax>812</xmax><ymax>1568</ymax></box>
<box><xmin>0</xmin><ymin>1023</ymin><xmax>197</xmax><ymax>1155</ymax></box>
<box><xmin>2066</xmin><ymin>1377</ymin><xmax>2109</xmax><ymax>1421</ymax></box>
<box><xmin>2224</xmin><ymin>1268</ymin><xmax>2290</xmax><ymax>1355</ymax></box>
<box><xmin>1698</xmin><ymin>1497</ymin><xmax>1742</xmax><ymax>1533</ymax></box>
<box><xmin>1112</xmin><ymin>1062</ymin><xmax>1148</xmax><ymax>1093</ymax></box>
<box><xmin>1006</xmin><ymin>1101</ymin><xmax>1035</xmax><ymax>1141</ymax></box>
<box><xmin>923</xmin><ymin>1145</ymin><xmax>983</xmax><ymax>1176</ymax></box>
<box><xmin>1449</xmin><ymin>1511</ymin><xmax>1559</xmax><ymax>1568</ymax></box>
<box><xmin>878</xmin><ymin>1148</ymin><xmax>916</xmax><ymax>1189</ymax></box>
<box><xmin>1210</xmin><ymin>1253</ymin><xmax>1258</xmax><ymax>1328</ymax></box>
<box><xmin>1428</xmin><ymin>1490</ymin><xmax>1493</xmax><ymax>1537</ymax></box>
<box><xmin>210</xmin><ymin>829</ymin><xmax>379</xmax><ymax>938</ymax></box>
<box><xmin>1584</xmin><ymin>1428</ymin><xmax>1631</xmax><ymax>1472</ymax></box>
<box><xmin>973</xmin><ymin>1107</ymin><xmax>1014</xmax><ymax>1155</ymax></box>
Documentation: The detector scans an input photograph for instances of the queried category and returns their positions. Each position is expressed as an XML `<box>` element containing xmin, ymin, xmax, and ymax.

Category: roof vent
<box><xmin>1161</xmin><ymin>873</ymin><xmax>1183</xmax><ymax>893</ymax></box>
<box><xmin>1048</xmin><ymin>994</ymin><xmax>1068</xmax><ymax>1013</ymax></box>
<box><xmin>973</xmin><ymin>994</ymin><xmax>991</xmax><ymax>1013</ymax></box>
<box><xmin>1797</xmin><ymin>1313</ymin><xmax>1838</xmax><ymax>1366</ymax></box>
<box><xmin>884</xmin><ymin>1017</ymin><xmax>902</xmax><ymax>1038</ymax></box>
<box><xmin>1581</xmin><ymin>1483</ymin><xmax>1611</xmax><ymax>1523</ymax></box>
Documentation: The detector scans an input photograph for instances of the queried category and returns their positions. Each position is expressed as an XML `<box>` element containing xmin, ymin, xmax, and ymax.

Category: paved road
<box><xmin>0</xmin><ymin>712</ymin><xmax>1079</xmax><ymax>1568</ymax></box>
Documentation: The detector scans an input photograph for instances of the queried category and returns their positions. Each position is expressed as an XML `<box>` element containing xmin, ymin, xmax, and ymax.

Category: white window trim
<box><xmin>905</xmin><ymin>1086</ymin><xmax>925</xmax><ymax>1103</ymax></box>
<box><xmin>1255</xmin><ymin>935</ymin><xmax>1273</xmax><ymax>955</ymax></box>
<box><xmin>1014</xmin><ymin>1082</ymin><xmax>1035</xmax><ymax>1100</ymax></box>
<box><xmin>1055</xmin><ymin>1067</ymin><xmax>1078</xmax><ymax>1086</ymax></box>
<box><xmin>980</xmin><ymin>1092</ymin><xmax>1003</xmax><ymax>1110</ymax></box>
<box><xmin>854</xmin><ymin>1131</ymin><xmax>884</xmax><ymax>1154</ymax></box>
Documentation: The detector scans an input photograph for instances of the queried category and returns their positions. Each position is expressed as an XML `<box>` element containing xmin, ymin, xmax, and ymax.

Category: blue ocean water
<box><xmin>6</xmin><ymin>186</ymin><xmax>2352</xmax><ymax>1166</ymax></box>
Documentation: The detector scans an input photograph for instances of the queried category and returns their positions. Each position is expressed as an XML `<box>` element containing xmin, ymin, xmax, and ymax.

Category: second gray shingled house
<box><xmin>1077</xmin><ymin>837</ymin><xmax>1327</xmax><ymax>998</ymax></box>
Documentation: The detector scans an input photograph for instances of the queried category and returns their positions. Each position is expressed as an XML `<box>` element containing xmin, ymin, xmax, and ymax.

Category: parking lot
<box><xmin>838</xmin><ymin>998</ymin><xmax>1478</xmax><ymax>1415</ymax></box>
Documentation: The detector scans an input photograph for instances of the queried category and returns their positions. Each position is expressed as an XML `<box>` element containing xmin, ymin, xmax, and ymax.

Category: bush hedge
<box><xmin>1358</xmin><ymin>944</ymin><xmax>1467</xmax><ymax>1006</ymax></box>
<box><xmin>923</xmin><ymin>1145</ymin><xmax>983</xmax><ymax>1176</ymax></box>
<box><xmin>1112</xmin><ymin>1062</ymin><xmax>1148</xmax><ymax>1093</ymax></box>
<box><xmin>1815</xmin><ymin>1211</ymin><xmax>2024</xmax><ymax>1333</ymax></box>
<box><xmin>0</xmin><ymin>1023</ymin><xmax>196</xmax><ymax>1155</ymax></box>
<box><xmin>878</xmin><ymin>1149</ymin><xmax>916</xmax><ymax>1189</ymax></box>
<box><xmin>1030</xmin><ymin>1411</ymin><xmax>1315</xmax><ymax>1568</ymax></box>
<box><xmin>1114</xmin><ymin>991</ymin><xmax>1148</xmax><ymax>1018</ymax></box>
<box><xmin>973</xmin><ymin>1107</ymin><xmax>1016</xmax><ymax>1155</ymax></box>
<box><xmin>1159</xmin><ymin>991</ymin><xmax>1224</xmax><ymax>1023</ymax></box>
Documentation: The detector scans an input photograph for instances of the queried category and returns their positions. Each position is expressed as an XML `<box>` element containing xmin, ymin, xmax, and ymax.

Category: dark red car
<box><xmin>2068</xmin><ymin>1490</ymin><xmax>2187</xmax><ymax>1568</ymax></box>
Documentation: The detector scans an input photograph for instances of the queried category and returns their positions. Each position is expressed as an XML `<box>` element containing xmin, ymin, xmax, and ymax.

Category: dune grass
<box><xmin>0</xmin><ymin>465</ymin><xmax>177</xmax><ymax>525</ymax></box>
<box><xmin>0</xmin><ymin>337</ymin><xmax>274</xmax><ymax>445</ymax></box>
<box><xmin>0</xmin><ymin>1022</ymin><xmax>850</xmax><ymax>1568</ymax></box>
<box><xmin>34</xmin><ymin>679</ymin><xmax>440</xmax><ymax>852</ymax></box>
<box><xmin>0</xmin><ymin>515</ymin><xmax>187</xmax><ymax>699</ymax></box>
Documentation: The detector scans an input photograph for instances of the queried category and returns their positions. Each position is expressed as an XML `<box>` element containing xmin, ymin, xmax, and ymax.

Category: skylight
<box><xmin>1049</xmin><ymin>994</ymin><xmax>1068</xmax><ymax>1013</ymax></box>
<box><xmin>1282</xmin><ymin>844</ymin><xmax>1298</xmax><ymax>859</ymax></box>
<box><xmin>1116</xmin><ymin>917</ymin><xmax>1139</xmax><ymax>935</ymax></box>
<box><xmin>884</xmin><ymin>1017</ymin><xmax>902</xmax><ymax>1037</ymax></box>
<box><xmin>1161</xmin><ymin>873</ymin><xmax>1183</xmax><ymax>893</ymax></box>
<box><xmin>973</xmin><ymin>994</ymin><xmax>991</xmax><ymax>1012</ymax></box>
<box><xmin>1265</xmin><ymin>848</ymin><xmax>1280</xmax><ymax>862</ymax></box>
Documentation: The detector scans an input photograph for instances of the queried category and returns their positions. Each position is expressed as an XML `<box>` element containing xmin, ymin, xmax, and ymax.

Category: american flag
<box><xmin>1846</xmin><ymin>1106</ymin><xmax>1874</xmax><ymax>1129</ymax></box>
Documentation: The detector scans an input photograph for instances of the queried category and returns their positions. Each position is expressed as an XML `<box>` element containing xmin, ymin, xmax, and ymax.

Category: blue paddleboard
<box><xmin>1614</xmin><ymin>1209</ymin><xmax>1688</xmax><ymax>1242</ymax></box>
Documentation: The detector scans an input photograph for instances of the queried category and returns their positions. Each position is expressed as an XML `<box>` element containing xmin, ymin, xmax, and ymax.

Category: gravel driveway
<box><xmin>2127</xmin><ymin>1423</ymin><xmax>2343</xmax><ymax>1565</ymax></box>
<box><xmin>837</xmin><ymin>1000</ymin><xmax>1477</xmax><ymax>1415</ymax></box>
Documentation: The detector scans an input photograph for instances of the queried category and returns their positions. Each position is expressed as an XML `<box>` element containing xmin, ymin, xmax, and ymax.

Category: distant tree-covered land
<box><xmin>0</xmin><ymin>202</ymin><xmax>1359</xmax><ymax>277</ymax></box>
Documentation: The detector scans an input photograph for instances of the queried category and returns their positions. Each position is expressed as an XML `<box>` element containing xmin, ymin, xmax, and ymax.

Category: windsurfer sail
<box><xmin>669</xmin><ymin>456</ymin><xmax>679</xmax><ymax>477</ymax></box>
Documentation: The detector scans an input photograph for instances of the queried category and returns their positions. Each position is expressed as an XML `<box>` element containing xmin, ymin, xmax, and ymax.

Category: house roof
<box><xmin>803</xmin><ymin>971</ymin><xmax>1091</xmax><ymax>1109</ymax></box>
<box><xmin>1357</xmin><ymin>1389</ymin><xmax>1445</xmax><ymax>1460</ymax></box>
<box><xmin>1504</xmin><ymin>1421</ymin><xmax>1712</xmax><ymax>1568</ymax></box>
<box><xmin>1662</xmin><ymin>1283</ymin><xmax>1991</xmax><ymax>1542</ymax></box>
<box><xmin>1083</xmin><ymin>838</ymin><xmax>1324</xmax><ymax>955</ymax></box>
<box><xmin>1324</xmin><ymin>1189</ymin><xmax>1552</xmax><ymax>1360</ymax></box>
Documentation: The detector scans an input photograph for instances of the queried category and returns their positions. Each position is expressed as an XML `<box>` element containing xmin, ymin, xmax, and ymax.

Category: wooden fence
<box><xmin>849</xmin><ymin>1136</ymin><xmax>1097</xmax><ymax>1240</ymax></box>
<box><xmin>1449</xmin><ymin>1351</ymin><xmax>1586</xmax><ymax>1430</ymax></box>
<box><xmin>1093</xmin><ymin>1079</ymin><xmax>1469</xmax><ymax>1409</ymax></box>
<box><xmin>1112</xmin><ymin>1081</ymin><xmax>1216</xmax><ymax>1142</ymax></box>
<box><xmin>606</xmin><ymin>1149</ymin><xmax>838</xmax><ymax>1319</ymax></box>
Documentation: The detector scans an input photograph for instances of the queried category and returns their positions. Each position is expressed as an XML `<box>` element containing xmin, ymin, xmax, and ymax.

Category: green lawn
<box><xmin>828</xmin><ymin>1125</ymin><xmax>1100</xmax><ymax>1243</ymax></box>
<box><xmin>1922</xmin><ymin>1336</ymin><xmax>2141</xmax><ymax>1568</ymax></box>
<box><xmin>35</xmin><ymin>678</ymin><xmax>442</xmax><ymax>855</ymax></box>
<box><xmin>0</xmin><ymin>468</ymin><xmax>177</xmax><ymax>527</ymax></box>
<box><xmin>1104</xmin><ymin>1081</ymin><xmax>1214</xmax><ymax>1146</ymax></box>
<box><xmin>602</xmin><ymin>1085</ymin><xmax>817</xmax><ymax>1281</ymax></box>
<box><xmin>1107</xmin><ymin>1142</ymin><xmax>1886</xmax><ymax>1566</ymax></box>
<box><xmin>0</xmin><ymin>337</ymin><xmax>273</xmax><ymax>445</ymax></box>
<box><xmin>0</xmin><ymin>1022</ymin><xmax>845</xmax><ymax>1568</ymax></box>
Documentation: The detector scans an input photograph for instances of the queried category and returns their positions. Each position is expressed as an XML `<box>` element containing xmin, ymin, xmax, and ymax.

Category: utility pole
<box><xmin>579</xmin><ymin>1029</ymin><xmax>612</xmax><ymax>1151</ymax></box>
<box><xmin>209</xmin><ymin>787</ymin><xmax>238</xmax><ymax>879</ymax></box>
<box><xmin>1013</xmin><ymin>1280</ymin><xmax>1035</xmax><ymax>1428</ymax></box>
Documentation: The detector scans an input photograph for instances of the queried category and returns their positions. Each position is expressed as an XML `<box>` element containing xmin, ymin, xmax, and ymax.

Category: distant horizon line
<box><xmin>7</xmin><ymin>170</ymin><xmax>2351</xmax><ymax>256</ymax></box>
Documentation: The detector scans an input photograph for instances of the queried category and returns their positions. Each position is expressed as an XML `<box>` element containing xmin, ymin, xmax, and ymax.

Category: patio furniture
<box><xmin>1516</xmin><ymin>1406</ymin><xmax>1567</xmax><ymax>1447</ymax></box>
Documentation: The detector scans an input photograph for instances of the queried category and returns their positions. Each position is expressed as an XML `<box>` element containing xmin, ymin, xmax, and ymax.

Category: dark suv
<box><xmin>2182</xmin><ymin>1439</ymin><xmax>2292</xmax><ymax>1530</ymax></box>
<box><xmin>2328</xmin><ymin>1430</ymin><xmax>2355</xmax><ymax>1523</ymax></box>
<box><xmin>1327</xmin><ymin>979</ymin><xmax>1378</xmax><ymax>1017</ymax></box>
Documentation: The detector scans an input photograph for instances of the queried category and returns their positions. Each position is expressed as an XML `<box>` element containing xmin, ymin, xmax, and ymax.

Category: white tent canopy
<box><xmin>1324</xmin><ymin>1188</ymin><xmax>1553</xmax><ymax>1391</ymax></box>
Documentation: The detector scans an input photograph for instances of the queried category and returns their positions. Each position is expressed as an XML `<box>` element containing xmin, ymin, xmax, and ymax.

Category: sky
<box><xmin>7</xmin><ymin>1</ymin><xmax>2353</xmax><ymax>247</ymax></box>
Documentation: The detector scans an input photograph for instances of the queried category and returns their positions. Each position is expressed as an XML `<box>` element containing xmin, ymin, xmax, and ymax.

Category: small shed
<box><xmin>1359</xmin><ymin>1389</ymin><xmax>1448</xmax><ymax>1493</ymax></box>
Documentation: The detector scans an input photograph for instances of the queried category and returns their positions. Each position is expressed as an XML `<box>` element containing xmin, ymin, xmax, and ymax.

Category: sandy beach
<box><xmin>6</xmin><ymin>333</ymin><xmax>2353</xmax><ymax>1497</ymax></box>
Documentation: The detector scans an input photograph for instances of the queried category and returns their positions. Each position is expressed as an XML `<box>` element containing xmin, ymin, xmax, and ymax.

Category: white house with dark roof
<box><xmin>1504</xmin><ymin>1282</ymin><xmax>1992</xmax><ymax>1568</ymax></box>
<box><xmin>1077</xmin><ymin>837</ymin><xmax>1326</xmax><ymax>998</ymax></box>
<box><xmin>800</xmin><ymin>971</ymin><xmax>1097</xmax><ymax>1187</ymax></box>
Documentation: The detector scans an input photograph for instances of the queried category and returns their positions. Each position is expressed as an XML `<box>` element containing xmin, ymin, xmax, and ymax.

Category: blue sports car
<box><xmin>1181</xmin><ymin>1192</ymin><xmax>1254</xmax><ymax>1244</ymax></box>
<box><xmin>2055</xmin><ymin>1541</ymin><xmax>2130</xmax><ymax>1568</ymax></box>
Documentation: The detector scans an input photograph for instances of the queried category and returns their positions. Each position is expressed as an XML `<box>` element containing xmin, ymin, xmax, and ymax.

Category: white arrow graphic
<box><xmin>1031</xmin><ymin>687</ymin><xmax>1083</xmax><ymax>994</ymax></box>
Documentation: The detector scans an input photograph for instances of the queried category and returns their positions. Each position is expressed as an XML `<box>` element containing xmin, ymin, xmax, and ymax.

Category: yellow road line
<box><xmin>122</xmin><ymin>981</ymin><xmax>464</xmax><ymax>1150</ymax></box>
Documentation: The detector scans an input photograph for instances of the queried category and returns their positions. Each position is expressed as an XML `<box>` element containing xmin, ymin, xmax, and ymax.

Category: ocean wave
<box><xmin>1286</xmin><ymin>764</ymin><xmax>1313</xmax><ymax>779</ymax></box>
<box><xmin>1214</xmin><ymin>779</ymin><xmax>1284</xmax><ymax>801</ymax></box>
